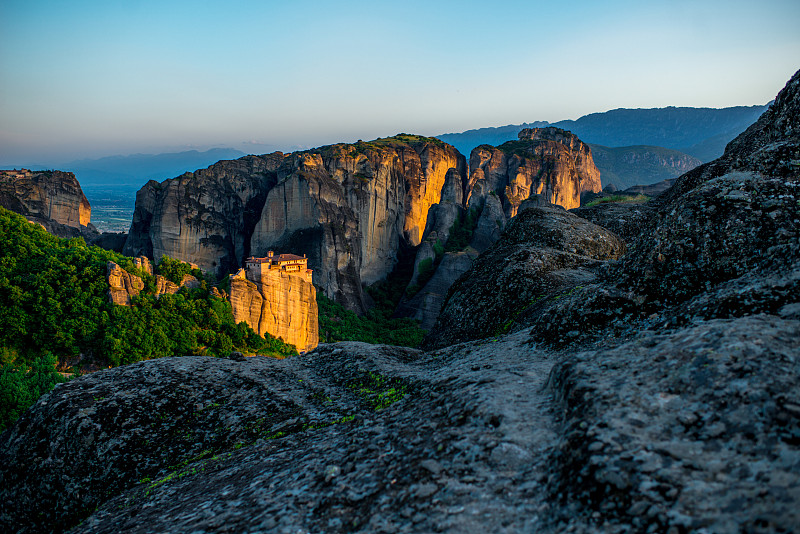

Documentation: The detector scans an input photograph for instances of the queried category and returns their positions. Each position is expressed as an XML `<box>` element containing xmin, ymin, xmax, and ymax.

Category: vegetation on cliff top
<box><xmin>0</xmin><ymin>207</ymin><xmax>294</xmax><ymax>431</ymax></box>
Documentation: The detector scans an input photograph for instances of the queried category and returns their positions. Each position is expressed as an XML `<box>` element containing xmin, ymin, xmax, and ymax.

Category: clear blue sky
<box><xmin>1</xmin><ymin>0</ymin><xmax>798</xmax><ymax>163</ymax></box>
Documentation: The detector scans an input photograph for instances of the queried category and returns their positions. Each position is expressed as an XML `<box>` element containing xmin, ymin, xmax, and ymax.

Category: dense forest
<box><xmin>0</xmin><ymin>207</ymin><xmax>296</xmax><ymax>431</ymax></box>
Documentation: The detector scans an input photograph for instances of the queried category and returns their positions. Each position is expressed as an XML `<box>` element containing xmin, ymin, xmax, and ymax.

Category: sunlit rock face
<box><xmin>250</xmin><ymin>137</ymin><xmax>466</xmax><ymax>312</ymax></box>
<box><xmin>106</xmin><ymin>261</ymin><xmax>203</xmax><ymax>306</ymax></box>
<box><xmin>228</xmin><ymin>266</ymin><xmax>318</xmax><ymax>353</ymax></box>
<box><xmin>468</xmin><ymin>127</ymin><xmax>602</xmax><ymax>216</ymax></box>
<box><xmin>106</xmin><ymin>261</ymin><xmax>144</xmax><ymax>306</ymax></box>
<box><xmin>125</xmin><ymin>135</ymin><xmax>466</xmax><ymax>313</ymax></box>
<box><xmin>0</xmin><ymin>169</ymin><xmax>91</xmax><ymax>228</ymax></box>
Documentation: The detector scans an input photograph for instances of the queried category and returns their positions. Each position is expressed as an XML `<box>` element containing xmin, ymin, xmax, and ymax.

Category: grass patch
<box><xmin>584</xmin><ymin>194</ymin><xmax>650</xmax><ymax>208</ymax></box>
<box><xmin>347</xmin><ymin>370</ymin><xmax>409</xmax><ymax>411</ymax></box>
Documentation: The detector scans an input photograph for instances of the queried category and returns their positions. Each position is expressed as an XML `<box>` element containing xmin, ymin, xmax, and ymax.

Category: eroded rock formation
<box><xmin>0</xmin><ymin>169</ymin><xmax>91</xmax><ymax>231</ymax></box>
<box><xmin>106</xmin><ymin>262</ymin><xmax>204</xmax><ymax>306</ymax></box>
<box><xmin>467</xmin><ymin>127</ymin><xmax>602</xmax><ymax>217</ymax></box>
<box><xmin>124</xmin><ymin>136</ymin><xmax>466</xmax><ymax>313</ymax></box>
<box><xmin>229</xmin><ymin>264</ymin><xmax>318</xmax><ymax>353</ymax></box>
<box><xmin>106</xmin><ymin>261</ymin><xmax>144</xmax><ymax>306</ymax></box>
<box><xmin>122</xmin><ymin>154</ymin><xmax>283</xmax><ymax>277</ymax></box>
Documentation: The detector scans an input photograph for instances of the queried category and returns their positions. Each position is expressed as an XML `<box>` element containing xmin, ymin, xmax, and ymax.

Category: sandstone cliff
<box><xmin>0</xmin><ymin>169</ymin><xmax>91</xmax><ymax>230</ymax></box>
<box><xmin>229</xmin><ymin>268</ymin><xmax>318</xmax><ymax>353</ymax></box>
<box><xmin>468</xmin><ymin>127</ymin><xmax>601</xmax><ymax>216</ymax></box>
<box><xmin>124</xmin><ymin>135</ymin><xmax>467</xmax><ymax>313</ymax></box>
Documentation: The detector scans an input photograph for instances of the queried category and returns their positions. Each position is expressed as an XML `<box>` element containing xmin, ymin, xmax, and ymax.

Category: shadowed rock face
<box><xmin>468</xmin><ymin>127</ymin><xmax>602</xmax><ymax>217</ymax></box>
<box><xmin>0</xmin><ymin>169</ymin><xmax>91</xmax><ymax>230</ymax></box>
<box><xmin>122</xmin><ymin>154</ymin><xmax>283</xmax><ymax>277</ymax></box>
<box><xmin>423</xmin><ymin>206</ymin><xmax>626</xmax><ymax>349</ymax></box>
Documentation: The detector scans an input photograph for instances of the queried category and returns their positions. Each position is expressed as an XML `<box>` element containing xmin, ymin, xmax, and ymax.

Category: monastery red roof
<box><xmin>273</xmin><ymin>254</ymin><xmax>305</xmax><ymax>262</ymax></box>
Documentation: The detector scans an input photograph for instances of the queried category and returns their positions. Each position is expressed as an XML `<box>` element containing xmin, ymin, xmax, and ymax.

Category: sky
<box><xmin>1</xmin><ymin>0</ymin><xmax>799</xmax><ymax>164</ymax></box>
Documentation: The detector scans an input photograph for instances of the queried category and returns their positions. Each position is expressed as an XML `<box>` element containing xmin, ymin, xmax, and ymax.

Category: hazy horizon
<box><xmin>2</xmin><ymin>0</ymin><xmax>799</xmax><ymax>164</ymax></box>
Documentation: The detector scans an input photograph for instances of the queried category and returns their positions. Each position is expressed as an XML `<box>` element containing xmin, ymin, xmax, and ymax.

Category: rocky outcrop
<box><xmin>3</xmin><ymin>317</ymin><xmax>798</xmax><ymax>534</ymax></box>
<box><xmin>249</xmin><ymin>137</ymin><xmax>466</xmax><ymax>312</ymax></box>
<box><xmin>106</xmin><ymin>262</ymin><xmax>144</xmax><ymax>306</ymax></box>
<box><xmin>547</xmin><ymin>315</ymin><xmax>800</xmax><ymax>533</ymax></box>
<box><xmin>467</xmin><ymin>127</ymin><xmax>601</xmax><ymax>217</ymax></box>
<box><xmin>107</xmin><ymin>262</ymin><xmax>204</xmax><ymax>306</ymax></box>
<box><xmin>229</xmin><ymin>268</ymin><xmax>318</xmax><ymax>353</ymax></box>
<box><xmin>132</xmin><ymin>256</ymin><xmax>153</xmax><ymax>276</ymax></box>
<box><xmin>424</xmin><ymin>206</ymin><xmax>626</xmax><ymax>349</ymax></box>
<box><xmin>0</xmin><ymin>169</ymin><xmax>91</xmax><ymax>232</ymax></box>
<box><xmin>525</xmin><ymin>69</ymin><xmax>800</xmax><ymax>349</ymax></box>
<box><xmin>124</xmin><ymin>136</ymin><xmax>466</xmax><ymax>313</ymax></box>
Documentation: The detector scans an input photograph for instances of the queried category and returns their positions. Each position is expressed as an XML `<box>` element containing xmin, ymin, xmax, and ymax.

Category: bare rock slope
<box><xmin>424</xmin><ymin>205</ymin><xmax>626</xmax><ymax>349</ymax></box>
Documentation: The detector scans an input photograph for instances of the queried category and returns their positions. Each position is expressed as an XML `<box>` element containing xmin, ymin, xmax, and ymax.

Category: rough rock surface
<box><xmin>424</xmin><ymin>206</ymin><xmax>626</xmax><ymax>349</ymax></box>
<box><xmin>468</xmin><ymin>127</ymin><xmax>602</xmax><ymax>216</ymax></box>
<box><xmin>0</xmin><ymin>333</ymin><xmax>563</xmax><ymax>534</ymax></box>
<box><xmin>2</xmin><ymin>70</ymin><xmax>800</xmax><ymax>534</ymax></box>
<box><xmin>3</xmin><ymin>318</ymin><xmax>798</xmax><ymax>534</ymax></box>
<box><xmin>570</xmin><ymin>201</ymin><xmax>656</xmax><ymax>244</ymax></box>
<box><xmin>229</xmin><ymin>268</ymin><xmax>319</xmax><ymax>353</ymax></box>
<box><xmin>548</xmin><ymin>315</ymin><xmax>800</xmax><ymax>533</ymax></box>
<box><xmin>106</xmin><ymin>261</ymin><xmax>144</xmax><ymax>306</ymax></box>
<box><xmin>0</xmin><ymin>169</ymin><xmax>91</xmax><ymax>229</ymax></box>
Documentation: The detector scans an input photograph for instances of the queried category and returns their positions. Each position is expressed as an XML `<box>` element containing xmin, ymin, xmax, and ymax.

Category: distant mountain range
<box><xmin>2</xmin><ymin>148</ymin><xmax>247</xmax><ymax>187</ymax></box>
<box><xmin>437</xmin><ymin>104</ymin><xmax>768</xmax><ymax>163</ymax></box>
<box><xmin>62</xmin><ymin>148</ymin><xmax>247</xmax><ymax>186</ymax></box>
<box><xmin>587</xmin><ymin>144</ymin><xmax>703</xmax><ymax>190</ymax></box>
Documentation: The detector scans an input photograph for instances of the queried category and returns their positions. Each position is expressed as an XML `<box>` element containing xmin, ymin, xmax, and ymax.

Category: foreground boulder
<box><xmin>2</xmin><ymin>316</ymin><xmax>799</xmax><ymax>533</ymax></box>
